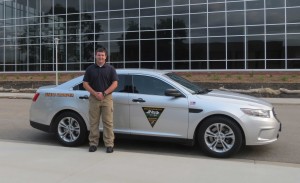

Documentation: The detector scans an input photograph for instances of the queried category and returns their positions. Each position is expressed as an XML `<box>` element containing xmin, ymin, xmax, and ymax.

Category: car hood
<box><xmin>201</xmin><ymin>89</ymin><xmax>272</xmax><ymax>108</ymax></box>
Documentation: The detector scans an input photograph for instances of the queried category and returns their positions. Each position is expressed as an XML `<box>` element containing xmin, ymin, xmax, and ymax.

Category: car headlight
<box><xmin>241</xmin><ymin>108</ymin><xmax>270</xmax><ymax>118</ymax></box>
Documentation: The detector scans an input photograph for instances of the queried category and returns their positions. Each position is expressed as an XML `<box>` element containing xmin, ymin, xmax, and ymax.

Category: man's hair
<box><xmin>95</xmin><ymin>47</ymin><xmax>107</xmax><ymax>56</ymax></box>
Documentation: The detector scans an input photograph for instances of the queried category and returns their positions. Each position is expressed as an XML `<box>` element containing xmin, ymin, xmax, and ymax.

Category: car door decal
<box><xmin>142</xmin><ymin>107</ymin><xmax>165</xmax><ymax>127</ymax></box>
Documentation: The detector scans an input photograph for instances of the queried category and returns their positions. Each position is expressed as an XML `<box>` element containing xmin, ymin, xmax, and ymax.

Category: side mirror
<box><xmin>165</xmin><ymin>89</ymin><xmax>183</xmax><ymax>97</ymax></box>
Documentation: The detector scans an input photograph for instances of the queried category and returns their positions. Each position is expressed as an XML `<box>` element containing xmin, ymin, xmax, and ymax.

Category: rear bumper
<box><xmin>30</xmin><ymin>121</ymin><xmax>51</xmax><ymax>133</ymax></box>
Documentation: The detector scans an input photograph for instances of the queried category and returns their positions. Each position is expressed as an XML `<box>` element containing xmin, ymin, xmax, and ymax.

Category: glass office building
<box><xmin>1</xmin><ymin>0</ymin><xmax>300</xmax><ymax>72</ymax></box>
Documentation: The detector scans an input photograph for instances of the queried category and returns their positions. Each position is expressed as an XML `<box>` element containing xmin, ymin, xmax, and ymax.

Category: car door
<box><xmin>129</xmin><ymin>74</ymin><xmax>189</xmax><ymax>138</ymax></box>
<box><xmin>72</xmin><ymin>77</ymin><xmax>130</xmax><ymax>133</ymax></box>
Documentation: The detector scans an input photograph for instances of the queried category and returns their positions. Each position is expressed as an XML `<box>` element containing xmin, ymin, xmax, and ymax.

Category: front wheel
<box><xmin>198</xmin><ymin>116</ymin><xmax>243</xmax><ymax>158</ymax></box>
<box><xmin>53</xmin><ymin>112</ymin><xmax>87</xmax><ymax>147</ymax></box>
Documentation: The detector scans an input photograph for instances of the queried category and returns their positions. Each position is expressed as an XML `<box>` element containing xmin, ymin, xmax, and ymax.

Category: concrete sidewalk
<box><xmin>0</xmin><ymin>92</ymin><xmax>300</xmax><ymax>105</ymax></box>
<box><xmin>0</xmin><ymin>140</ymin><xmax>299</xmax><ymax>183</ymax></box>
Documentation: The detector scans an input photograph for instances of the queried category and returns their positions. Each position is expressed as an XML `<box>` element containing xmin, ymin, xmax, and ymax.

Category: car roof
<box><xmin>116</xmin><ymin>69</ymin><xmax>170</xmax><ymax>76</ymax></box>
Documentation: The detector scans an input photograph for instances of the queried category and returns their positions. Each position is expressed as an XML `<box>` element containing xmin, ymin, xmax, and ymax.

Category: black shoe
<box><xmin>106</xmin><ymin>147</ymin><xmax>114</xmax><ymax>153</ymax></box>
<box><xmin>89</xmin><ymin>145</ymin><xmax>97</xmax><ymax>152</ymax></box>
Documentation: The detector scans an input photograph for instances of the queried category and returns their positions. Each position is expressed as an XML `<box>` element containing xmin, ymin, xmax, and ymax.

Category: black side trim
<box><xmin>30</xmin><ymin>121</ymin><xmax>51</xmax><ymax>132</ymax></box>
<box><xmin>114</xmin><ymin>133</ymin><xmax>195</xmax><ymax>146</ymax></box>
<box><xmin>189</xmin><ymin>108</ymin><xmax>203</xmax><ymax>113</ymax></box>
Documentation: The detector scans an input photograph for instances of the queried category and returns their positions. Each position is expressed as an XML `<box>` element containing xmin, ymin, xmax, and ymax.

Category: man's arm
<box><xmin>104</xmin><ymin>81</ymin><xmax>118</xmax><ymax>95</ymax></box>
<box><xmin>83</xmin><ymin>81</ymin><xmax>103</xmax><ymax>100</ymax></box>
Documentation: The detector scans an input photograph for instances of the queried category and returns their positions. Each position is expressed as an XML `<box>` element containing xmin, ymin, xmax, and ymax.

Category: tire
<box><xmin>53</xmin><ymin>111</ymin><xmax>87</xmax><ymax>147</ymax></box>
<box><xmin>198</xmin><ymin>116</ymin><xmax>243</xmax><ymax>158</ymax></box>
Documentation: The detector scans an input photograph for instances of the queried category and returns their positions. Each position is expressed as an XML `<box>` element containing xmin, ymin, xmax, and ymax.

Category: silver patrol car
<box><xmin>29</xmin><ymin>69</ymin><xmax>281</xmax><ymax>158</ymax></box>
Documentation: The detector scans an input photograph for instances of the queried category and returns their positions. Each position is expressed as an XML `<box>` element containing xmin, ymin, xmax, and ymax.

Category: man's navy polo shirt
<box><xmin>83</xmin><ymin>63</ymin><xmax>118</xmax><ymax>92</ymax></box>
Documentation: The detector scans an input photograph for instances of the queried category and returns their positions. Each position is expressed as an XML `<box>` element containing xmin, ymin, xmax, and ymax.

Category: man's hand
<box><xmin>95</xmin><ymin>92</ymin><xmax>104</xmax><ymax>101</ymax></box>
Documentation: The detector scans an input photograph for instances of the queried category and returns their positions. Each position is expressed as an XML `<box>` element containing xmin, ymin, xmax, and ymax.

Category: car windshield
<box><xmin>165</xmin><ymin>73</ymin><xmax>210</xmax><ymax>94</ymax></box>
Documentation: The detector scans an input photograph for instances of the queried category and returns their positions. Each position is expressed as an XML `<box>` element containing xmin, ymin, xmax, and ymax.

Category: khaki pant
<box><xmin>88</xmin><ymin>94</ymin><xmax>114</xmax><ymax>147</ymax></box>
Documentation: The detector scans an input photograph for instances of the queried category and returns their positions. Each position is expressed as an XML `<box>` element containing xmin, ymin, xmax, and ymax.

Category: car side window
<box><xmin>132</xmin><ymin>75</ymin><xmax>174</xmax><ymax>96</ymax></box>
<box><xmin>115</xmin><ymin>74</ymin><xmax>135</xmax><ymax>93</ymax></box>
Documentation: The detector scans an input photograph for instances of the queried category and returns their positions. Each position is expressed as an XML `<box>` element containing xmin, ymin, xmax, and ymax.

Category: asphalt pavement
<box><xmin>0</xmin><ymin>92</ymin><xmax>300</xmax><ymax>183</ymax></box>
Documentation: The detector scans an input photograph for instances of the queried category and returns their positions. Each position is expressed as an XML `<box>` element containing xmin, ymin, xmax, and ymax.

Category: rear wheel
<box><xmin>198</xmin><ymin>116</ymin><xmax>243</xmax><ymax>158</ymax></box>
<box><xmin>53</xmin><ymin>112</ymin><xmax>87</xmax><ymax>147</ymax></box>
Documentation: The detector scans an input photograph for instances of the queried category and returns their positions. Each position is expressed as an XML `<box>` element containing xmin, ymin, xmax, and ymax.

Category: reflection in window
<box><xmin>209</xmin><ymin>27</ymin><xmax>225</xmax><ymax>36</ymax></box>
<box><xmin>16</xmin><ymin>45</ymin><xmax>27</xmax><ymax>64</ymax></box>
<box><xmin>110</xmin><ymin>19</ymin><xmax>123</xmax><ymax>32</ymax></box>
<box><xmin>227</xmin><ymin>61</ymin><xmax>245</xmax><ymax>69</ymax></box>
<box><xmin>157</xmin><ymin>16</ymin><xmax>172</xmax><ymax>29</ymax></box>
<box><xmin>125</xmin><ymin>9</ymin><xmax>139</xmax><ymax>17</ymax></box>
<box><xmin>191</xmin><ymin>61</ymin><xmax>207</xmax><ymax>70</ymax></box>
<box><xmin>246</xmin><ymin>0</ymin><xmax>264</xmax><ymax>10</ymax></box>
<box><xmin>247</xmin><ymin>36</ymin><xmax>265</xmax><ymax>59</ymax></box>
<box><xmin>266</xmin><ymin>9</ymin><xmax>285</xmax><ymax>24</ymax></box>
<box><xmin>266</xmin><ymin>0</ymin><xmax>284</xmax><ymax>8</ymax></box>
<box><xmin>247</xmin><ymin>60</ymin><xmax>265</xmax><ymax>69</ymax></box>
<box><xmin>67</xmin><ymin>0</ymin><xmax>79</xmax><ymax>13</ymax></box>
<box><xmin>287</xmin><ymin>34</ymin><xmax>300</xmax><ymax>58</ymax></box>
<box><xmin>141</xmin><ymin>0</ymin><xmax>155</xmax><ymax>8</ymax></box>
<box><xmin>81</xmin><ymin>42</ymin><xmax>94</xmax><ymax>63</ymax></box>
<box><xmin>227</xmin><ymin>27</ymin><xmax>244</xmax><ymax>35</ymax></box>
<box><xmin>208</xmin><ymin>12</ymin><xmax>225</xmax><ymax>27</ymax></box>
<box><xmin>133</xmin><ymin>75</ymin><xmax>174</xmax><ymax>96</ymax></box>
<box><xmin>67</xmin><ymin>43</ymin><xmax>80</xmax><ymax>63</ymax></box>
<box><xmin>140</xmin><ymin>8</ymin><xmax>155</xmax><ymax>16</ymax></box>
<box><xmin>227</xmin><ymin>2</ymin><xmax>244</xmax><ymax>11</ymax></box>
<box><xmin>286</xmin><ymin>7</ymin><xmax>300</xmax><ymax>23</ymax></box>
<box><xmin>67</xmin><ymin>22</ymin><xmax>80</xmax><ymax>34</ymax></box>
<box><xmin>81</xmin><ymin>0</ymin><xmax>93</xmax><ymax>12</ymax></box>
<box><xmin>209</xmin><ymin>37</ymin><xmax>225</xmax><ymax>60</ymax></box>
<box><xmin>246</xmin><ymin>10</ymin><xmax>264</xmax><ymax>25</ymax></box>
<box><xmin>174</xmin><ymin>61</ymin><xmax>189</xmax><ymax>69</ymax></box>
<box><xmin>173</xmin><ymin>5</ymin><xmax>189</xmax><ymax>14</ymax></box>
<box><xmin>110</xmin><ymin>0</ymin><xmax>123</xmax><ymax>10</ymax></box>
<box><xmin>227</xmin><ymin>11</ymin><xmax>244</xmax><ymax>26</ymax></box>
<box><xmin>287</xmin><ymin>60</ymin><xmax>300</xmax><ymax>69</ymax></box>
<box><xmin>191</xmin><ymin>38</ymin><xmax>207</xmax><ymax>60</ymax></box>
<box><xmin>266</xmin><ymin>25</ymin><xmax>285</xmax><ymax>34</ymax></box>
<box><xmin>157</xmin><ymin>7</ymin><xmax>172</xmax><ymax>15</ymax></box>
<box><xmin>125</xmin><ymin>0</ymin><xmax>139</xmax><ymax>9</ymax></box>
<box><xmin>126</xmin><ymin>18</ymin><xmax>139</xmax><ymax>31</ymax></box>
<box><xmin>174</xmin><ymin>38</ymin><xmax>189</xmax><ymax>60</ymax></box>
<box><xmin>190</xmin><ymin>4</ymin><xmax>207</xmax><ymax>13</ymax></box>
<box><xmin>110</xmin><ymin>41</ymin><xmax>123</xmax><ymax>62</ymax></box>
<box><xmin>209</xmin><ymin>61</ymin><xmax>226</xmax><ymax>69</ymax></box>
<box><xmin>141</xmin><ymin>40</ymin><xmax>155</xmax><ymax>61</ymax></box>
<box><xmin>247</xmin><ymin>26</ymin><xmax>264</xmax><ymax>35</ymax></box>
<box><xmin>267</xmin><ymin>60</ymin><xmax>285</xmax><ymax>69</ymax></box>
<box><xmin>173</xmin><ymin>15</ymin><xmax>189</xmax><ymax>29</ymax></box>
<box><xmin>29</xmin><ymin>45</ymin><xmax>40</xmax><ymax>64</ymax></box>
<box><xmin>157</xmin><ymin>39</ymin><xmax>172</xmax><ymax>61</ymax></box>
<box><xmin>140</xmin><ymin>17</ymin><xmax>155</xmax><ymax>30</ymax></box>
<box><xmin>266</xmin><ymin>35</ymin><xmax>285</xmax><ymax>59</ymax></box>
<box><xmin>287</xmin><ymin>24</ymin><xmax>300</xmax><ymax>33</ymax></box>
<box><xmin>125</xmin><ymin>41</ymin><xmax>139</xmax><ymax>61</ymax></box>
<box><xmin>110</xmin><ymin>10</ymin><xmax>123</xmax><ymax>18</ymax></box>
<box><xmin>227</xmin><ymin>36</ymin><xmax>245</xmax><ymax>60</ymax></box>
<box><xmin>54</xmin><ymin>0</ymin><xmax>66</xmax><ymax>14</ymax></box>
<box><xmin>208</xmin><ymin>3</ymin><xmax>225</xmax><ymax>12</ymax></box>
<box><xmin>191</xmin><ymin>13</ymin><xmax>207</xmax><ymax>28</ymax></box>
<box><xmin>95</xmin><ymin>0</ymin><xmax>108</xmax><ymax>11</ymax></box>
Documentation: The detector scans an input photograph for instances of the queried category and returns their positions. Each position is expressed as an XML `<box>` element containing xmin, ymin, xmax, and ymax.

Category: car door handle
<box><xmin>132</xmin><ymin>98</ymin><xmax>145</xmax><ymax>103</ymax></box>
<box><xmin>79</xmin><ymin>95</ymin><xmax>89</xmax><ymax>99</ymax></box>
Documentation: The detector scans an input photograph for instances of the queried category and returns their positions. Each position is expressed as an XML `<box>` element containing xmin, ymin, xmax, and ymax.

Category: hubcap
<box><xmin>58</xmin><ymin>117</ymin><xmax>80</xmax><ymax>142</ymax></box>
<box><xmin>204</xmin><ymin>123</ymin><xmax>235</xmax><ymax>153</ymax></box>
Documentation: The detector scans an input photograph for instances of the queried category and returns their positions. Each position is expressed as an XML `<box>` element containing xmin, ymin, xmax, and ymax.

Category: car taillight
<box><xmin>32</xmin><ymin>93</ymin><xmax>40</xmax><ymax>102</ymax></box>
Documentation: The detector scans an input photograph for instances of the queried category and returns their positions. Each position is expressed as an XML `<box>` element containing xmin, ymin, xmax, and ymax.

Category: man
<box><xmin>83</xmin><ymin>47</ymin><xmax>118</xmax><ymax>153</ymax></box>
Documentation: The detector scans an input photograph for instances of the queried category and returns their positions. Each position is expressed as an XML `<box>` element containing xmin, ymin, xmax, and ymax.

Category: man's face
<box><xmin>95</xmin><ymin>51</ymin><xmax>107</xmax><ymax>66</ymax></box>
